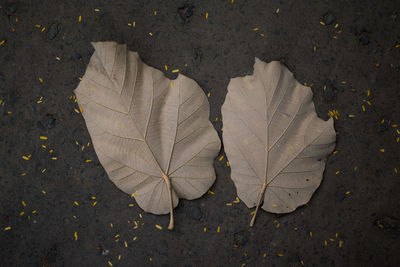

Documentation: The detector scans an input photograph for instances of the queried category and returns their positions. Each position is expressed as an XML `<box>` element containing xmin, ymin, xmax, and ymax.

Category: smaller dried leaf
<box><xmin>221</xmin><ymin>59</ymin><xmax>336</xmax><ymax>226</ymax></box>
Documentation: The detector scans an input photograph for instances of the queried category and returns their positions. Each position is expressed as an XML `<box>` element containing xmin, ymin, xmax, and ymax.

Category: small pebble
<box><xmin>41</xmin><ymin>117</ymin><xmax>56</xmax><ymax>129</ymax></box>
<box><xmin>187</xmin><ymin>206</ymin><xmax>202</xmax><ymax>220</ymax></box>
<box><xmin>4</xmin><ymin>0</ymin><xmax>17</xmax><ymax>15</ymax></box>
<box><xmin>177</xmin><ymin>4</ymin><xmax>194</xmax><ymax>24</ymax></box>
<box><xmin>323</xmin><ymin>12</ymin><xmax>336</xmax><ymax>25</ymax></box>
<box><xmin>234</xmin><ymin>231</ymin><xmax>249</xmax><ymax>246</ymax></box>
<box><xmin>47</xmin><ymin>23</ymin><xmax>60</xmax><ymax>40</ymax></box>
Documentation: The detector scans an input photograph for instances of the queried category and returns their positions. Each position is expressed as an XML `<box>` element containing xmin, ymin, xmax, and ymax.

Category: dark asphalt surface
<box><xmin>1</xmin><ymin>0</ymin><xmax>399</xmax><ymax>266</ymax></box>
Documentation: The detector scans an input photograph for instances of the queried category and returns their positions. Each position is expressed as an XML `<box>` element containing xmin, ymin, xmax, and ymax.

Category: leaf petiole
<box><xmin>162</xmin><ymin>173</ymin><xmax>174</xmax><ymax>230</ymax></box>
<box><xmin>250</xmin><ymin>181</ymin><xmax>268</xmax><ymax>227</ymax></box>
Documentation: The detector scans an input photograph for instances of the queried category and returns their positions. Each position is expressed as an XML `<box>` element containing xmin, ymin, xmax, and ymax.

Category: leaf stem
<box><xmin>162</xmin><ymin>173</ymin><xmax>174</xmax><ymax>230</ymax></box>
<box><xmin>250</xmin><ymin>181</ymin><xmax>268</xmax><ymax>227</ymax></box>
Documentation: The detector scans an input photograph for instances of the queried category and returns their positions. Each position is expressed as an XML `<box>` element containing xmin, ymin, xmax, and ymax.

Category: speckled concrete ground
<box><xmin>1</xmin><ymin>0</ymin><xmax>399</xmax><ymax>266</ymax></box>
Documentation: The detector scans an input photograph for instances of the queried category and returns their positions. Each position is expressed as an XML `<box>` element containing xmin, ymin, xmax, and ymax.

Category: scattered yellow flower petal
<box><xmin>172</xmin><ymin>69</ymin><xmax>179</xmax><ymax>73</ymax></box>
<box><xmin>74</xmin><ymin>231</ymin><xmax>78</xmax><ymax>240</ymax></box>
<box><xmin>78</xmin><ymin>16</ymin><xmax>82</xmax><ymax>23</ymax></box>
<box><xmin>39</xmin><ymin>77</ymin><xmax>43</xmax><ymax>83</ymax></box>
<box><xmin>40</xmin><ymin>136</ymin><xmax>48</xmax><ymax>140</ymax></box>
<box><xmin>205</xmin><ymin>12</ymin><xmax>208</xmax><ymax>19</ymax></box>
<box><xmin>4</xmin><ymin>226</ymin><xmax>11</xmax><ymax>231</ymax></box>
<box><xmin>155</xmin><ymin>224</ymin><xmax>162</xmax><ymax>230</ymax></box>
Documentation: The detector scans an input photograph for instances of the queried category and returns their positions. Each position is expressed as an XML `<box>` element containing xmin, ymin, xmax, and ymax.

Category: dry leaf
<box><xmin>74</xmin><ymin>42</ymin><xmax>220</xmax><ymax>229</ymax></box>
<box><xmin>221</xmin><ymin>59</ymin><xmax>336</xmax><ymax>226</ymax></box>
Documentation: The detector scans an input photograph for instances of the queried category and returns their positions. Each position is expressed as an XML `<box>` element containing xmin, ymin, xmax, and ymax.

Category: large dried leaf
<box><xmin>221</xmin><ymin>59</ymin><xmax>336</xmax><ymax>226</ymax></box>
<box><xmin>74</xmin><ymin>42</ymin><xmax>220</xmax><ymax>229</ymax></box>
